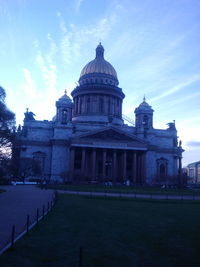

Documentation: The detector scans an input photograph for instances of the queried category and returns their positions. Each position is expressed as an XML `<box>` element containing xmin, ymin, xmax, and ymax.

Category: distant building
<box><xmin>187</xmin><ymin>161</ymin><xmax>200</xmax><ymax>183</ymax></box>
<box><xmin>13</xmin><ymin>43</ymin><xmax>184</xmax><ymax>184</ymax></box>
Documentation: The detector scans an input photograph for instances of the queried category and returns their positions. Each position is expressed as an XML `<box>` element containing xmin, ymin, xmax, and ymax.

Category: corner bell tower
<box><xmin>135</xmin><ymin>97</ymin><xmax>154</xmax><ymax>136</ymax></box>
<box><xmin>55</xmin><ymin>90</ymin><xmax>73</xmax><ymax>124</ymax></box>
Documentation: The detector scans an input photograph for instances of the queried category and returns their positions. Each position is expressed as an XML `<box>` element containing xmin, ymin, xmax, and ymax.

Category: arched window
<box><xmin>157</xmin><ymin>158</ymin><xmax>168</xmax><ymax>180</ymax></box>
<box><xmin>160</xmin><ymin>164</ymin><xmax>166</xmax><ymax>175</ymax></box>
<box><xmin>143</xmin><ymin>115</ymin><xmax>149</xmax><ymax>126</ymax></box>
<box><xmin>62</xmin><ymin>109</ymin><xmax>68</xmax><ymax>124</ymax></box>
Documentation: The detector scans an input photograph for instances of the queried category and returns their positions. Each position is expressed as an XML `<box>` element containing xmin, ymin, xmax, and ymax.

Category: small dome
<box><xmin>79</xmin><ymin>43</ymin><xmax>118</xmax><ymax>85</ymax></box>
<box><xmin>58</xmin><ymin>90</ymin><xmax>72</xmax><ymax>104</ymax></box>
<box><xmin>56</xmin><ymin>90</ymin><xmax>73</xmax><ymax>108</ymax></box>
<box><xmin>135</xmin><ymin>97</ymin><xmax>154</xmax><ymax>115</ymax></box>
<box><xmin>138</xmin><ymin>97</ymin><xmax>152</xmax><ymax>110</ymax></box>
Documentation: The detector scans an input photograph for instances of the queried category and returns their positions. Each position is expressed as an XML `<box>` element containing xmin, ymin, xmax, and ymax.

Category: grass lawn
<box><xmin>46</xmin><ymin>183</ymin><xmax>200</xmax><ymax>196</ymax></box>
<box><xmin>1</xmin><ymin>195</ymin><xmax>200</xmax><ymax>267</ymax></box>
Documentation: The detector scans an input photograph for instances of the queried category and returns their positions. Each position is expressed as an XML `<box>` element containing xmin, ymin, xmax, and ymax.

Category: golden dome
<box><xmin>79</xmin><ymin>43</ymin><xmax>118</xmax><ymax>85</ymax></box>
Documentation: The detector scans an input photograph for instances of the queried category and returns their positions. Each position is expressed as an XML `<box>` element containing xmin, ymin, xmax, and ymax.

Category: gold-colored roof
<box><xmin>80</xmin><ymin>58</ymin><xmax>118</xmax><ymax>78</ymax></box>
<box><xmin>79</xmin><ymin>43</ymin><xmax>118</xmax><ymax>80</ymax></box>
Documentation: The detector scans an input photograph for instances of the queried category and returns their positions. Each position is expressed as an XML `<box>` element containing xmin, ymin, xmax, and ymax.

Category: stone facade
<box><xmin>187</xmin><ymin>161</ymin><xmax>200</xmax><ymax>183</ymax></box>
<box><xmin>14</xmin><ymin>44</ymin><xmax>184</xmax><ymax>184</ymax></box>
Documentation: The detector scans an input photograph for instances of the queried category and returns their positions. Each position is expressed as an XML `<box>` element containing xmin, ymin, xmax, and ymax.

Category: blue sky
<box><xmin>1</xmin><ymin>0</ymin><xmax>200</xmax><ymax>166</ymax></box>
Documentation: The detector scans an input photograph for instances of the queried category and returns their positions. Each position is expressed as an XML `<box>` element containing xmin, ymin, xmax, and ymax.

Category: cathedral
<box><xmin>14</xmin><ymin>43</ymin><xmax>184</xmax><ymax>184</ymax></box>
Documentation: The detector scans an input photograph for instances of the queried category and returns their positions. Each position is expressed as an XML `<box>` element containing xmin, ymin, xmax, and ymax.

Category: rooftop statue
<box><xmin>24</xmin><ymin>108</ymin><xmax>35</xmax><ymax>121</ymax></box>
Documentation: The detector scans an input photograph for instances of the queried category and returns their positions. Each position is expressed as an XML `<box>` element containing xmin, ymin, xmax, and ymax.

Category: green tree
<box><xmin>0</xmin><ymin>86</ymin><xmax>15</xmax><ymax>168</ymax></box>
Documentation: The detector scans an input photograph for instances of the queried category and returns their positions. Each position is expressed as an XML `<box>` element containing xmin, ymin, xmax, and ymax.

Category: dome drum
<box><xmin>71</xmin><ymin>84</ymin><xmax>125</xmax><ymax>99</ymax></box>
<box><xmin>72</xmin><ymin>93</ymin><xmax>123</xmax><ymax>118</ymax></box>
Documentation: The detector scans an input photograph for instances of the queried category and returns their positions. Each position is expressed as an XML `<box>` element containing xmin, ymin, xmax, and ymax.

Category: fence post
<box><xmin>43</xmin><ymin>205</ymin><xmax>45</xmax><ymax>218</ymax></box>
<box><xmin>79</xmin><ymin>246</ymin><xmax>83</xmax><ymax>267</ymax></box>
<box><xmin>11</xmin><ymin>225</ymin><xmax>15</xmax><ymax>249</ymax></box>
<box><xmin>36</xmin><ymin>208</ymin><xmax>39</xmax><ymax>225</ymax></box>
<box><xmin>26</xmin><ymin>214</ymin><xmax>30</xmax><ymax>234</ymax></box>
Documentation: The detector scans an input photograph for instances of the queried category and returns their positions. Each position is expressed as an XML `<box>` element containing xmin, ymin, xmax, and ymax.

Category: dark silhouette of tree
<box><xmin>0</xmin><ymin>86</ymin><xmax>15</xmax><ymax>161</ymax></box>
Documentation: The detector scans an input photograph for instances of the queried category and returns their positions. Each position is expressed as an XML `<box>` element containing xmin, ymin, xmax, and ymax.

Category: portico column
<box><xmin>141</xmin><ymin>153</ymin><xmax>146</xmax><ymax>183</ymax></box>
<box><xmin>70</xmin><ymin>147</ymin><xmax>75</xmax><ymax>181</ymax></box>
<box><xmin>92</xmin><ymin>148</ymin><xmax>96</xmax><ymax>181</ymax></box>
<box><xmin>123</xmin><ymin>150</ymin><xmax>127</xmax><ymax>181</ymax></box>
<box><xmin>81</xmin><ymin>148</ymin><xmax>86</xmax><ymax>180</ymax></box>
<box><xmin>140</xmin><ymin>154</ymin><xmax>144</xmax><ymax>183</ymax></box>
<box><xmin>132</xmin><ymin>151</ymin><xmax>137</xmax><ymax>183</ymax></box>
<box><xmin>78</xmin><ymin>96</ymin><xmax>81</xmax><ymax>114</ymax></box>
<box><xmin>113</xmin><ymin>150</ymin><xmax>117</xmax><ymax>182</ymax></box>
<box><xmin>102</xmin><ymin>149</ymin><xmax>107</xmax><ymax>181</ymax></box>
<box><xmin>83</xmin><ymin>96</ymin><xmax>86</xmax><ymax>114</ymax></box>
<box><xmin>143</xmin><ymin>152</ymin><xmax>147</xmax><ymax>182</ymax></box>
<box><xmin>119</xmin><ymin>100</ymin><xmax>122</xmax><ymax>118</ymax></box>
<box><xmin>73</xmin><ymin>98</ymin><xmax>76</xmax><ymax>115</ymax></box>
<box><xmin>137</xmin><ymin>153</ymin><xmax>141</xmax><ymax>183</ymax></box>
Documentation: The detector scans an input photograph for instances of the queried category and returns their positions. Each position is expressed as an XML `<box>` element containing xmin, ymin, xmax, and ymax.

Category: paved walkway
<box><xmin>58</xmin><ymin>189</ymin><xmax>200</xmax><ymax>200</ymax></box>
<box><xmin>0</xmin><ymin>185</ymin><xmax>54</xmax><ymax>251</ymax></box>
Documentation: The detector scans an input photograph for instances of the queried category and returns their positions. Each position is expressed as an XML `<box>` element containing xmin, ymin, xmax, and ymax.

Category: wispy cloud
<box><xmin>46</xmin><ymin>33</ymin><xmax>58</xmax><ymax>65</ymax></box>
<box><xmin>34</xmin><ymin>37</ymin><xmax>58</xmax><ymax>93</ymax></box>
<box><xmin>57</xmin><ymin>11</ymin><xmax>73</xmax><ymax>64</ymax></box>
<box><xmin>36</xmin><ymin>53</ymin><xmax>57</xmax><ymax>90</ymax></box>
<box><xmin>0</xmin><ymin>0</ymin><xmax>11</xmax><ymax>19</ymax></box>
<box><xmin>22</xmin><ymin>68</ymin><xmax>37</xmax><ymax>98</ymax></box>
<box><xmin>186</xmin><ymin>141</ymin><xmax>200</xmax><ymax>147</ymax></box>
<box><xmin>160</xmin><ymin>90</ymin><xmax>200</xmax><ymax>108</ymax></box>
<box><xmin>75</xmin><ymin>0</ymin><xmax>84</xmax><ymax>12</ymax></box>
<box><xmin>56</xmin><ymin>8</ymin><xmax>118</xmax><ymax>65</ymax></box>
<box><xmin>149</xmin><ymin>74</ymin><xmax>200</xmax><ymax>103</ymax></box>
<box><xmin>25</xmin><ymin>37</ymin><xmax>60</xmax><ymax>120</ymax></box>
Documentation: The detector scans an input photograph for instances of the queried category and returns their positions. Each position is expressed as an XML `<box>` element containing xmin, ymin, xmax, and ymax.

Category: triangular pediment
<box><xmin>71</xmin><ymin>127</ymin><xmax>147</xmax><ymax>150</ymax></box>
<box><xmin>83</xmin><ymin>128</ymin><xmax>134</xmax><ymax>141</ymax></box>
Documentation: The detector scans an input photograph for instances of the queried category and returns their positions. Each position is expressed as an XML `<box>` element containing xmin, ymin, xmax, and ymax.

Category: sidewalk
<box><xmin>0</xmin><ymin>185</ymin><xmax>54</xmax><ymax>251</ymax></box>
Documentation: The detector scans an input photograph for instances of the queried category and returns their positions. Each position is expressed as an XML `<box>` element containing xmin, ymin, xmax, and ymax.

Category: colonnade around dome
<box><xmin>73</xmin><ymin>94</ymin><xmax>122</xmax><ymax>118</ymax></box>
